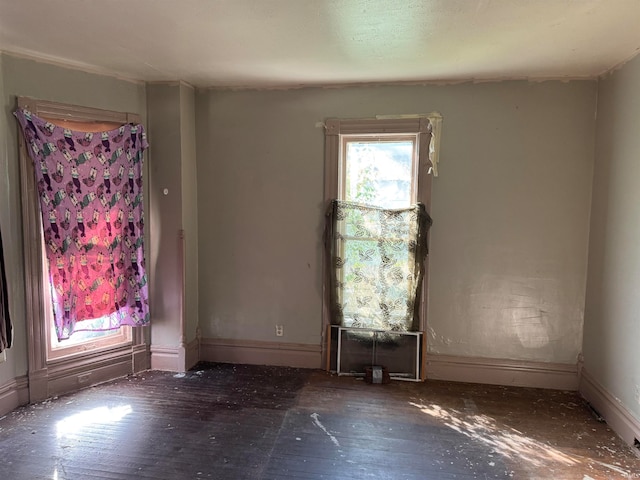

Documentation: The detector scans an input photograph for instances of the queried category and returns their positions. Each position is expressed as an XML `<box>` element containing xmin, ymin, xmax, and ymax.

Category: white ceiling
<box><xmin>1</xmin><ymin>0</ymin><xmax>639</xmax><ymax>88</ymax></box>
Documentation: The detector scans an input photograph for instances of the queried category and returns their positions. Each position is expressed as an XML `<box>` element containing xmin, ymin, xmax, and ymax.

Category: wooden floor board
<box><xmin>1</xmin><ymin>362</ymin><xmax>639</xmax><ymax>479</ymax></box>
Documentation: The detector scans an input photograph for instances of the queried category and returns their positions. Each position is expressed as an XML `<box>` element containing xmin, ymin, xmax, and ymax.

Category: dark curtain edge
<box><xmin>325</xmin><ymin>199</ymin><xmax>432</xmax><ymax>333</ymax></box>
<box><xmin>0</xmin><ymin>227</ymin><xmax>12</xmax><ymax>352</ymax></box>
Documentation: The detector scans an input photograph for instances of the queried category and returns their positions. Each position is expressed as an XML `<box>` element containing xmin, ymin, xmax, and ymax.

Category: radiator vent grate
<box><xmin>329</xmin><ymin>326</ymin><xmax>423</xmax><ymax>381</ymax></box>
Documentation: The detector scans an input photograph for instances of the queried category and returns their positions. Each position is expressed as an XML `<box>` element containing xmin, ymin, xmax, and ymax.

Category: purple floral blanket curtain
<box><xmin>15</xmin><ymin>109</ymin><xmax>150</xmax><ymax>341</ymax></box>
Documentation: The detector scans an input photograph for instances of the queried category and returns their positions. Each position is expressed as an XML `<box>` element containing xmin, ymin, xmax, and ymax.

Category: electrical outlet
<box><xmin>275</xmin><ymin>325</ymin><xmax>284</xmax><ymax>337</ymax></box>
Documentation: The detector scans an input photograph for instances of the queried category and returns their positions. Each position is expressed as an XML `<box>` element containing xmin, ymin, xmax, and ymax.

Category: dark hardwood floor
<box><xmin>1</xmin><ymin>363</ymin><xmax>639</xmax><ymax>479</ymax></box>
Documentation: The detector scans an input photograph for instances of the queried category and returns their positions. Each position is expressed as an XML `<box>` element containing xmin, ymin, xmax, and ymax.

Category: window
<box><xmin>340</xmin><ymin>135</ymin><xmax>418</xmax><ymax>208</ymax></box>
<box><xmin>17</xmin><ymin>97</ymin><xmax>149</xmax><ymax>401</ymax></box>
<box><xmin>40</xmin><ymin>221</ymin><xmax>131</xmax><ymax>361</ymax></box>
<box><xmin>324</xmin><ymin>117</ymin><xmax>434</xmax><ymax>211</ymax></box>
<box><xmin>323</xmin><ymin>116</ymin><xmax>436</xmax><ymax>377</ymax></box>
<box><xmin>29</xmin><ymin>115</ymin><xmax>135</xmax><ymax>361</ymax></box>
<box><xmin>337</xmin><ymin>134</ymin><xmax>421</xmax><ymax>330</ymax></box>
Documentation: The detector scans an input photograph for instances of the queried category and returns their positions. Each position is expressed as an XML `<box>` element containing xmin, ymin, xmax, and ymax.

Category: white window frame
<box><xmin>17</xmin><ymin>97</ymin><xmax>149</xmax><ymax>402</ymax></box>
<box><xmin>323</xmin><ymin>117</ymin><xmax>433</xmax><ymax>378</ymax></box>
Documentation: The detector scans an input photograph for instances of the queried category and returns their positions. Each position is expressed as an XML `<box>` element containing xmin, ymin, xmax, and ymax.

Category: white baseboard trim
<box><xmin>150</xmin><ymin>345</ymin><xmax>182</xmax><ymax>372</ymax></box>
<box><xmin>0</xmin><ymin>375</ymin><xmax>29</xmax><ymax>417</ymax></box>
<box><xmin>579</xmin><ymin>367</ymin><xmax>640</xmax><ymax>447</ymax></box>
<box><xmin>200</xmin><ymin>338</ymin><xmax>322</xmax><ymax>369</ymax></box>
<box><xmin>426</xmin><ymin>354</ymin><xmax>578</xmax><ymax>390</ymax></box>
<box><xmin>47</xmin><ymin>355</ymin><xmax>133</xmax><ymax>399</ymax></box>
<box><xmin>150</xmin><ymin>337</ymin><xmax>200</xmax><ymax>373</ymax></box>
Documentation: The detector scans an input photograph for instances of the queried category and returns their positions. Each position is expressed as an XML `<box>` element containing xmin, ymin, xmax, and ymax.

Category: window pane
<box><xmin>340</xmin><ymin>236</ymin><xmax>412</xmax><ymax>329</ymax></box>
<box><xmin>344</xmin><ymin>140</ymin><xmax>415</xmax><ymax>208</ymax></box>
<box><xmin>41</xmin><ymin>223</ymin><xmax>129</xmax><ymax>356</ymax></box>
<box><xmin>50</xmin><ymin>320</ymin><xmax>124</xmax><ymax>350</ymax></box>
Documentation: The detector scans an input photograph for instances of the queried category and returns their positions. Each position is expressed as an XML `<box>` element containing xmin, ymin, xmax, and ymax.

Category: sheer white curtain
<box><xmin>326</xmin><ymin>200</ymin><xmax>431</xmax><ymax>332</ymax></box>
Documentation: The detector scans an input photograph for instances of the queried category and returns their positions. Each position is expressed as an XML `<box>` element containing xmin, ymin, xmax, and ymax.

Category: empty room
<box><xmin>1</xmin><ymin>1</ymin><xmax>640</xmax><ymax>478</ymax></box>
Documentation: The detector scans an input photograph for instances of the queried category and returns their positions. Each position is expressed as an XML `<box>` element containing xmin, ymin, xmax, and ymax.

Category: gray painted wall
<box><xmin>583</xmin><ymin>54</ymin><xmax>640</xmax><ymax>421</ymax></box>
<box><xmin>0</xmin><ymin>52</ymin><xmax>605</xmax><ymax>395</ymax></box>
<box><xmin>180</xmin><ymin>84</ymin><xmax>199</xmax><ymax>343</ymax></box>
<box><xmin>147</xmin><ymin>83</ymin><xmax>184</xmax><ymax>347</ymax></box>
<box><xmin>147</xmin><ymin>82</ymin><xmax>199</xmax><ymax>349</ymax></box>
<box><xmin>196</xmin><ymin>81</ymin><xmax>596</xmax><ymax>364</ymax></box>
<box><xmin>0</xmin><ymin>53</ymin><xmax>21</xmax><ymax>387</ymax></box>
<box><xmin>0</xmin><ymin>53</ymin><xmax>146</xmax><ymax>385</ymax></box>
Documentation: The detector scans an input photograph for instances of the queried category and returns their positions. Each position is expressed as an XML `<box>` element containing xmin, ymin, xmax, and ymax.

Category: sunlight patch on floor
<box><xmin>56</xmin><ymin>405</ymin><xmax>132</xmax><ymax>438</ymax></box>
<box><xmin>409</xmin><ymin>401</ymin><xmax>635</xmax><ymax>477</ymax></box>
<box><xmin>410</xmin><ymin>401</ymin><xmax>576</xmax><ymax>467</ymax></box>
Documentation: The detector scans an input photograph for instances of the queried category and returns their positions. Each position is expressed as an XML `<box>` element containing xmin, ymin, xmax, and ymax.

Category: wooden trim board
<box><xmin>200</xmin><ymin>338</ymin><xmax>322</xmax><ymax>369</ymax></box>
<box><xmin>579</xmin><ymin>367</ymin><xmax>640</xmax><ymax>448</ymax></box>
<box><xmin>150</xmin><ymin>336</ymin><xmax>200</xmax><ymax>373</ymax></box>
<box><xmin>0</xmin><ymin>376</ymin><xmax>29</xmax><ymax>417</ymax></box>
<box><xmin>150</xmin><ymin>345</ymin><xmax>182</xmax><ymax>372</ymax></box>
